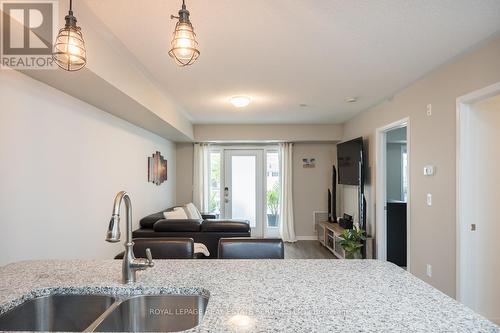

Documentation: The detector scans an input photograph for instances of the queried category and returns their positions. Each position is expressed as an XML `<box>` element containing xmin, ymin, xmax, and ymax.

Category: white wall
<box><xmin>176</xmin><ymin>143</ymin><xmax>194</xmax><ymax>205</ymax></box>
<box><xmin>293</xmin><ymin>143</ymin><xmax>337</xmax><ymax>238</ymax></box>
<box><xmin>0</xmin><ymin>70</ymin><xmax>176</xmax><ymax>266</ymax></box>
<box><xmin>342</xmin><ymin>35</ymin><xmax>500</xmax><ymax>297</ymax></box>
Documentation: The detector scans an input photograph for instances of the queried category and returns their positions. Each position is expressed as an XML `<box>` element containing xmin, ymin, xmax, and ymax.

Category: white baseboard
<box><xmin>295</xmin><ymin>236</ymin><xmax>318</xmax><ymax>241</ymax></box>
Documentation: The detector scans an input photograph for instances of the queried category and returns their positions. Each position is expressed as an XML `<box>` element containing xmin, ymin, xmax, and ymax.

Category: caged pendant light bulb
<box><xmin>168</xmin><ymin>0</ymin><xmax>200</xmax><ymax>66</ymax></box>
<box><xmin>52</xmin><ymin>0</ymin><xmax>87</xmax><ymax>71</ymax></box>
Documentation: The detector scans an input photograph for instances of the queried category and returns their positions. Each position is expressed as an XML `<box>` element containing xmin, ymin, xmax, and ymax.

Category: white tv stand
<box><xmin>317</xmin><ymin>221</ymin><xmax>347</xmax><ymax>258</ymax></box>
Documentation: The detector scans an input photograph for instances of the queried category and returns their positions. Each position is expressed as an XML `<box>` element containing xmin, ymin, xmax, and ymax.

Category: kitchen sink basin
<box><xmin>0</xmin><ymin>293</ymin><xmax>208</xmax><ymax>332</ymax></box>
<box><xmin>0</xmin><ymin>294</ymin><xmax>117</xmax><ymax>332</ymax></box>
<box><xmin>93</xmin><ymin>295</ymin><xmax>209</xmax><ymax>332</ymax></box>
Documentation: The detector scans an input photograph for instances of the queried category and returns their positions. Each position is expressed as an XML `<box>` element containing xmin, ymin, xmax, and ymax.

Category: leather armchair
<box><xmin>218</xmin><ymin>238</ymin><xmax>284</xmax><ymax>259</ymax></box>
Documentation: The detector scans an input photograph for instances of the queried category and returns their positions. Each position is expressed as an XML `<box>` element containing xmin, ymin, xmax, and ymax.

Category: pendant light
<box><xmin>52</xmin><ymin>0</ymin><xmax>87</xmax><ymax>71</ymax></box>
<box><xmin>168</xmin><ymin>0</ymin><xmax>200</xmax><ymax>66</ymax></box>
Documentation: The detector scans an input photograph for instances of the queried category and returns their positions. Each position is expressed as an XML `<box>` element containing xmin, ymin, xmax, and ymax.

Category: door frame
<box><xmin>375</xmin><ymin>117</ymin><xmax>411</xmax><ymax>270</ymax></box>
<box><xmin>210</xmin><ymin>145</ymin><xmax>280</xmax><ymax>238</ymax></box>
<box><xmin>456</xmin><ymin>81</ymin><xmax>500</xmax><ymax>302</ymax></box>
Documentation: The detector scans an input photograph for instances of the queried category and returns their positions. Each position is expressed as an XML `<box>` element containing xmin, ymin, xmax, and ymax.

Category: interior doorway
<box><xmin>375</xmin><ymin>118</ymin><xmax>410</xmax><ymax>269</ymax></box>
<box><xmin>457</xmin><ymin>83</ymin><xmax>500</xmax><ymax>324</ymax></box>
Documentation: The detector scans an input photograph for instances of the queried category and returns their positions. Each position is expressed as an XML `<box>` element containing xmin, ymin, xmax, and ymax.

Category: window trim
<box><xmin>207</xmin><ymin>149</ymin><xmax>223</xmax><ymax>216</ymax></box>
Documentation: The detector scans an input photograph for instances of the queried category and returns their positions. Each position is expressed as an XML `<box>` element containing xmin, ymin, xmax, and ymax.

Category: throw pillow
<box><xmin>163</xmin><ymin>207</ymin><xmax>188</xmax><ymax>220</ymax></box>
<box><xmin>184</xmin><ymin>202</ymin><xmax>203</xmax><ymax>220</ymax></box>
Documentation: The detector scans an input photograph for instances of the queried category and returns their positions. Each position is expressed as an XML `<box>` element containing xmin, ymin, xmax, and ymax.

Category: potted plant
<box><xmin>266</xmin><ymin>184</ymin><xmax>280</xmax><ymax>227</ymax></box>
<box><xmin>339</xmin><ymin>227</ymin><xmax>366</xmax><ymax>259</ymax></box>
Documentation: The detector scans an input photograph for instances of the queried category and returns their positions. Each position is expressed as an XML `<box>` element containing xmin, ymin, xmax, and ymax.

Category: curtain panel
<box><xmin>193</xmin><ymin>143</ymin><xmax>209</xmax><ymax>213</ymax></box>
<box><xmin>279</xmin><ymin>142</ymin><xmax>296</xmax><ymax>242</ymax></box>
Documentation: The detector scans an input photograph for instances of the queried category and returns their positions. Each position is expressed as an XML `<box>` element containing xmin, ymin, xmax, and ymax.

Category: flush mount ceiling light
<box><xmin>229</xmin><ymin>96</ymin><xmax>252</xmax><ymax>108</ymax></box>
<box><xmin>168</xmin><ymin>0</ymin><xmax>200</xmax><ymax>67</ymax></box>
<box><xmin>52</xmin><ymin>0</ymin><xmax>87</xmax><ymax>71</ymax></box>
<box><xmin>345</xmin><ymin>97</ymin><xmax>358</xmax><ymax>103</ymax></box>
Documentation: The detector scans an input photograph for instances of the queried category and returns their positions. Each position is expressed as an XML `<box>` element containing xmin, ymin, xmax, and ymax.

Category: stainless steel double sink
<box><xmin>0</xmin><ymin>294</ymin><xmax>209</xmax><ymax>332</ymax></box>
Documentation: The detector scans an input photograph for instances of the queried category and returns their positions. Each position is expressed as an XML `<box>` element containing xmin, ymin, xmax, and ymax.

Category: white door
<box><xmin>458</xmin><ymin>93</ymin><xmax>500</xmax><ymax>324</ymax></box>
<box><xmin>224</xmin><ymin>150</ymin><xmax>264</xmax><ymax>237</ymax></box>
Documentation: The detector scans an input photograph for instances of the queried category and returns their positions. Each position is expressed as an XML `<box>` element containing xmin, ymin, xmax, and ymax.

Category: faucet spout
<box><xmin>106</xmin><ymin>215</ymin><xmax>121</xmax><ymax>242</ymax></box>
<box><xmin>106</xmin><ymin>191</ymin><xmax>154</xmax><ymax>284</ymax></box>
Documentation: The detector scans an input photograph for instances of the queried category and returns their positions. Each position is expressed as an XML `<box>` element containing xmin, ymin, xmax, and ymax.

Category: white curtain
<box><xmin>193</xmin><ymin>143</ymin><xmax>209</xmax><ymax>213</ymax></box>
<box><xmin>279</xmin><ymin>143</ymin><xmax>296</xmax><ymax>242</ymax></box>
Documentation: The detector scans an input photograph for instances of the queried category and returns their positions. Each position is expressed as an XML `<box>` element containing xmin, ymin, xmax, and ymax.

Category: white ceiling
<box><xmin>83</xmin><ymin>0</ymin><xmax>500</xmax><ymax>125</ymax></box>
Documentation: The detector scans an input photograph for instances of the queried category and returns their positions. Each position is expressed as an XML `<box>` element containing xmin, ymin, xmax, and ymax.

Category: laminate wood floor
<box><xmin>284</xmin><ymin>240</ymin><xmax>336</xmax><ymax>259</ymax></box>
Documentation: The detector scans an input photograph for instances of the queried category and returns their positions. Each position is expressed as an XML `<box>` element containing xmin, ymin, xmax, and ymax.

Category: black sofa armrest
<box><xmin>201</xmin><ymin>220</ymin><xmax>250</xmax><ymax>232</ymax></box>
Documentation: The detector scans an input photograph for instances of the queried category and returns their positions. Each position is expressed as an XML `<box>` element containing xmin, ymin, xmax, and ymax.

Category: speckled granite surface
<box><xmin>0</xmin><ymin>259</ymin><xmax>497</xmax><ymax>332</ymax></box>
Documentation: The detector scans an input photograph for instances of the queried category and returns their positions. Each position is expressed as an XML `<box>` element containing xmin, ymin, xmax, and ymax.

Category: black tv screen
<box><xmin>337</xmin><ymin>137</ymin><xmax>363</xmax><ymax>185</ymax></box>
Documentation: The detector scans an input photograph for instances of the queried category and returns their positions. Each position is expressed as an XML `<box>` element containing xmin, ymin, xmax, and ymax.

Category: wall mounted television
<box><xmin>337</xmin><ymin>137</ymin><xmax>363</xmax><ymax>185</ymax></box>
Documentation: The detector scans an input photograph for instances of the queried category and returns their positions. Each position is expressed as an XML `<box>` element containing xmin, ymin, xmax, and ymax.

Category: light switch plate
<box><xmin>426</xmin><ymin>104</ymin><xmax>432</xmax><ymax>116</ymax></box>
<box><xmin>426</xmin><ymin>264</ymin><xmax>432</xmax><ymax>277</ymax></box>
<box><xmin>426</xmin><ymin>193</ymin><xmax>432</xmax><ymax>206</ymax></box>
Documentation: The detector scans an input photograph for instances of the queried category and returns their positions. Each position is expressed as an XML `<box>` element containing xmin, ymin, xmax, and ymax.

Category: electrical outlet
<box><xmin>426</xmin><ymin>193</ymin><xmax>432</xmax><ymax>206</ymax></box>
<box><xmin>426</xmin><ymin>264</ymin><xmax>432</xmax><ymax>277</ymax></box>
<box><xmin>426</xmin><ymin>104</ymin><xmax>432</xmax><ymax>116</ymax></box>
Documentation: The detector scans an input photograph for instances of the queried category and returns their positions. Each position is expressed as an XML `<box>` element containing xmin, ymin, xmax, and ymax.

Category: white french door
<box><xmin>224</xmin><ymin>150</ymin><xmax>263</xmax><ymax>237</ymax></box>
<box><xmin>220</xmin><ymin>149</ymin><xmax>280</xmax><ymax>238</ymax></box>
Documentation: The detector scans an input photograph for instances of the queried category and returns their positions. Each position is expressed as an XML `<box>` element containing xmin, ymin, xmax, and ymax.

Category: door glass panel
<box><xmin>208</xmin><ymin>152</ymin><xmax>221</xmax><ymax>217</ymax></box>
<box><xmin>231</xmin><ymin>155</ymin><xmax>256</xmax><ymax>228</ymax></box>
<box><xmin>401</xmin><ymin>146</ymin><xmax>408</xmax><ymax>202</ymax></box>
<box><xmin>266</xmin><ymin>152</ymin><xmax>280</xmax><ymax>228</ymax></box>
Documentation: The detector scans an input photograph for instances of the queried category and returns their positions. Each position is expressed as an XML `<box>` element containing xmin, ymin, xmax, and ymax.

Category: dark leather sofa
<box><xmin>133</xmin><ymin>210</ymin><xmax>250</xmax><ymax>258</ymax></box>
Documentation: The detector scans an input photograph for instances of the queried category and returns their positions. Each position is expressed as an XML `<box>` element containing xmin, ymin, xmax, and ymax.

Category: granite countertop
<box><xmin>0</xmin><ymin>259</ymin><xmax>498</xmax><ymax>332</ymax></box>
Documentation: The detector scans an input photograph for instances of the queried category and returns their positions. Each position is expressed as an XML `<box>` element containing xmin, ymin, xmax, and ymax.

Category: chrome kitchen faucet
<box><xmin>106</xmin><ymin>191</ymin><xmax>154</xmax><ymax>283</ymax></box>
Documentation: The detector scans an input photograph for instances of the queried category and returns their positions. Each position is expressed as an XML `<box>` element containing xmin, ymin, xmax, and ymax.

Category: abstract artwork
<box><xmin>148</xmin><ymin>151</ymin><xmax>167</xmax><ymax>185</ymax></box>
<box><xmin>302</xmin><ymin>158</ymin><xmax>316</xmax><ymax>168</ymax></box>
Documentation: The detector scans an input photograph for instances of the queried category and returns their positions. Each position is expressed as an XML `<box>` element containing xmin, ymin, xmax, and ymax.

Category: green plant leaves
<box><xmin>339</xmin><ymin>227</ymin><xmax>365</xmax><ymax>257</ymax></box>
